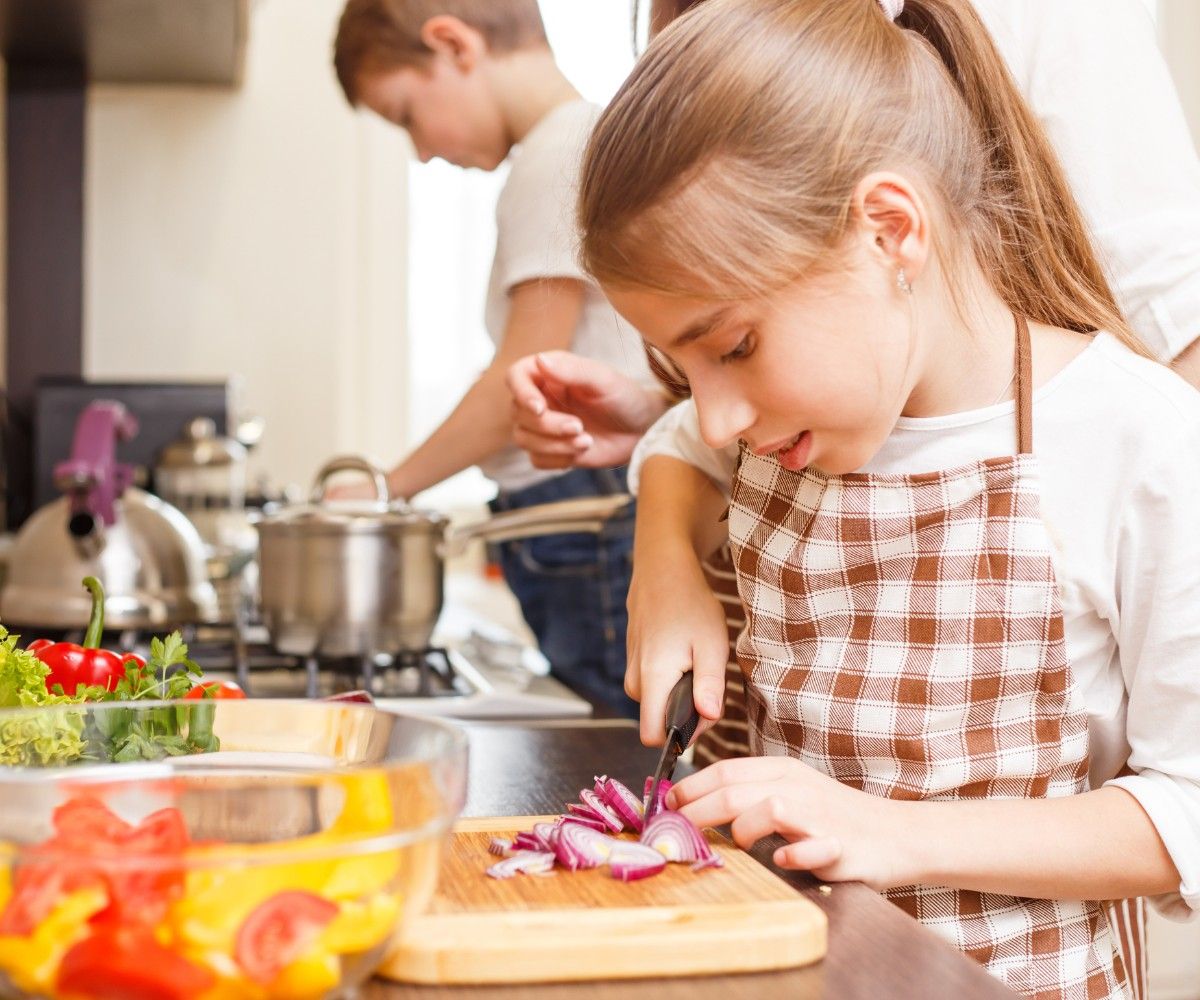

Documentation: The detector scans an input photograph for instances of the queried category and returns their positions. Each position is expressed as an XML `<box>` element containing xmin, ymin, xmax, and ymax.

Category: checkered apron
<box><xmin>726</xmin><ymin>317</ymin><xmax>1132</xmax><ymax>999</ymax></box>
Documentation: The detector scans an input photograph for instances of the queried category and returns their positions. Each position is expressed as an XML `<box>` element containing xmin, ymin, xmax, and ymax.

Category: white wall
<box><xmin>84</xmin><ymin>0</ymin><xmax>409</xmax><ymax>495</ymax></box>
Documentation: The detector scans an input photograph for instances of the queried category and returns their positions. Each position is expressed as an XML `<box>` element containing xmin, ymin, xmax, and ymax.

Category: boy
<box><xmin>332</xmin><ymin>0</ymin><xmax>651</xmax><ymax>717</ymax></box>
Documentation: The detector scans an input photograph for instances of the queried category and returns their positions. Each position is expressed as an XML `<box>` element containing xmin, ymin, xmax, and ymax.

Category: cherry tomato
<box><xmin>183</xmin><ymin>679</ymin><xmax>245</xmax><ymax>700</ymax></box>
<box><xmin>234</xmin><ymin>890</ymin><xmax>339</xmax><ymax>984</ymax></box>
<box><xmin>58</xmin><ymin>927</ymin><xmax>215</xmax><ymax>1000</ymax></box>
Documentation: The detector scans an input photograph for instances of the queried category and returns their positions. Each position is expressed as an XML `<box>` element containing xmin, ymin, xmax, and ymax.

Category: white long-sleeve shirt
<box><xmin>973</xmin><ymin>0</ymin><xmax>1200</xmax><ymax>361</ymax></box>
<box><xmin>630</xmin><ymin>336</ymin><xmax>1200</xmax><ymax>919</ymax></box>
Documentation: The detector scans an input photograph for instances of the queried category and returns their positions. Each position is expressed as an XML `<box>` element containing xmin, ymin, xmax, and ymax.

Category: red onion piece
<box><xmin>486</xmin><ymin>851</ymin><xmax>556</xmax><ymax>879</ymax></box>
<box><xmin>531</xmin><ymin>822</ymin><xmax>559</xmax><ymax>851</ymax></box>
<box><xmin>488</xmin><ymin>836</ymin><xmax>513</xmax><ymax>856</ymax></box>
<box><xmin>640</xmin><ymin>809</ymin><xmax>715</xmax><ymax>863</ymax></box>
<box><xmin>643</xmin><ymin>776</ymin><xmax>674</xmax><ymax>817</ymax></box>
<box><xmin>511</xmin><ymin>832</ymin><xmax>544</xmax><ymax>852</ymax></box>
<box><xmin>690</xmin><ymin>854</ymin><xmax>725</xmax><ymax>872</ymax></box>
<box><xmin>559</xmin><ymin>813</ymin><xmax>607</xmax><ymax>833</ymax></box>
<box><xmin>579</xmin><ymin>788</ymin><xmax>625</xmax><ymax>833</ymax></box>
<box><xmin>598</xmin><ymin>777</ymin><xmax>646</xmax><ymax>833</ymax></box>
<box><xmin>551</xmin><ymin>821</ymin><xmax>620</xmax><ymax>871</ymax></box>
<box><xmin>566</xmin><ymin>802</ymin><xmax>607</xmax><ymax>824</ymax></box>
<box><xmin>608</xmin><ymin>842</ymin><xmax>668</xmax><ymax>882</ymax></box>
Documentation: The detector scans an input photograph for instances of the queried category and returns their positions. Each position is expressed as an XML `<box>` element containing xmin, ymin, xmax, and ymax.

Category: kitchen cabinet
<box><xmin>1</xmin><ymin>0</ymin><xmax>252</xmax><ymax>531</ymax></box>
<box><xmin>0</xmin><ymin>0</ymin><xmax>249</xmax><ymax>85</ymax></box>
<box><xmin>365</xmin><ymin>721</ymin><xmax>1017</xmax><ymax>1000</ymax></box>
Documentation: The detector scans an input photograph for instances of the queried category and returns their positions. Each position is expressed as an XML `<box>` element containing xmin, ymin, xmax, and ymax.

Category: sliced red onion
<box><xmin>551</xmin><ymin>820</ymin><xmax>620</xmax><ymax>871</ymax></box>
<box><xmin>566</xmin><ymin>802</ymin><xmax>606</xmax><ymax>824</ymax></box>
<box><xmin>559</xmin><ymin>813</ymin><xmax>607</xmax><ymax>833</ymax></box>
<box><xmin>607</xmin><ymin>842</ymin><xmax>668</xmax><ymax>882</ymax></box>
<box><xmin>643</xmin><ymin>776</ymin><xmax>674</xmax><ymax>817</ymax></box>
<box><xmin>531</xmin><ymin>822</ymin><xmax>559</xmax><ymax>850</ymax></box>
<box><xmin>597</xmin><ymin>777</ymin><xmax>646</xmax><ymax>833</ymax></box>
<box><xmin>488</xmin><ymin>836</ymin><xmax>513</xmax><ymax>856</ymax></box>
<box><xmin>640</xmin><ymin>809</ymin><xmax>714</xmax><ymax>863</ymax></box>
<box><xmin>486</xmin><ymin>851</ymin><xmax>556</xmax><ymax>879</ymax></box>
<box><xmin>689</xmin><ymin>854</ymin><xmax>724</xmax><ymax>872</ymax></box>
<box><xmin>579</xmin><ymin>788</ymin><xmax>625</xmax><ymax>833</ymax></box>
<box><xmin>511</xmin><ymin>832</ymin><xmax>544</xmax><ymax>853</ymax></box>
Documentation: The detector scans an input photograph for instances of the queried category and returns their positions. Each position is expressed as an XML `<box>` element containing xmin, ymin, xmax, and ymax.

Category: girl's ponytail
<box><xmin>894</xmin><ymin>0</ymin><xmax>1145</xmax><ymax>355</ymax></box>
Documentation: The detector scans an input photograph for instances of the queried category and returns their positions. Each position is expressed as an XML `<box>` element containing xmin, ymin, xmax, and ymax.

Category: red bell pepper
<box><xmin>27</xmin><ymin>577</ymin><xmax>144</xmax><ymax>697</ymax></box>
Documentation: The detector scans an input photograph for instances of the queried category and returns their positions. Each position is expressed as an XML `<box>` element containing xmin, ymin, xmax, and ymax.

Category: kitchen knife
<box><xmin>645</xmin><ymin>672</ymin><xmax>701</xmax><ymax>821</ymax></box>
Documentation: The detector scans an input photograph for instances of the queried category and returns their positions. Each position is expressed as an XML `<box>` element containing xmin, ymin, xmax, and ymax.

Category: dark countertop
<box><xmin>366</xmin><ymin>720</ymin><xmax>1016</xmax><ymax>1000</ymax></box>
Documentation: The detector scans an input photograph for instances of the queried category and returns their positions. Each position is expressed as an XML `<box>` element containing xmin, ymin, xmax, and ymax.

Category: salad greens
<box><xmin>0</xmin><ymin>626</ymin><xmax>220</xmax><ymax>767</ymax></box>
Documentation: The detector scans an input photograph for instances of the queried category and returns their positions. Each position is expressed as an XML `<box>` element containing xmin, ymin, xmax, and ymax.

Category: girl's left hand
<box><xmin>668</xmin><ymin>757</ymin><xmax>907</xmax><ymax>890</ymax></box>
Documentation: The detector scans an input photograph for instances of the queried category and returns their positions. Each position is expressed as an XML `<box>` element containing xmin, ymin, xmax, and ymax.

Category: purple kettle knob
<box><xmin>53</xmin><ymin>400</ymin><xmax>139</xmax><ymax>527</ymax></box>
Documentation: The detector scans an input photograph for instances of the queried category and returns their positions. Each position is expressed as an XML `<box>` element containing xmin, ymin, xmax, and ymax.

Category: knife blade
<box><xmin>645</xmin><ymin>672</ymin><xmax>701</xmax><ymax>821</ymax></box>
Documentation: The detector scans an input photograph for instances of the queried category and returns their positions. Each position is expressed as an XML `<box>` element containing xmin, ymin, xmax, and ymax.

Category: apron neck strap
<box><xmin>1014</xmin><ymin>314</ymin><xmax>1033</xmax><ymax>455</ymax></box>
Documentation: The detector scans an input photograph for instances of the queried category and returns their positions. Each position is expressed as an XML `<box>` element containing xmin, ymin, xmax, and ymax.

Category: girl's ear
<box><xmin>419</xmin><ymin>15</ymin><xmax>487</xmax><ymax>72</ymax></box>
<box><xmin>852</xmin><ymin>172</ymin><xmax>931</xmax><ymax>285</ymax></box>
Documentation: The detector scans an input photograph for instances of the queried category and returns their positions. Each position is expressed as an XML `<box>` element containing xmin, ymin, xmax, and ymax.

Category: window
<box><xmin>403</xmin><ymin>2</ymin><xmax>637</xmax><ymax>511</ymax></box>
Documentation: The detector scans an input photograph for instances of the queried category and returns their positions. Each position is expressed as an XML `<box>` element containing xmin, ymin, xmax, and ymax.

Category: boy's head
<box><xmin>334</xmin><ymin>0</ymin><xmax>550</xmax><ymax>169</ymax></box>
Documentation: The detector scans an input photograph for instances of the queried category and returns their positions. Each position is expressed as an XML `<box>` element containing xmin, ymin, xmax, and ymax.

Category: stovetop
<box><xmin>185</xmin><ymin>621</ymin><xmax>592</xmax><ymax>720</ymax></box>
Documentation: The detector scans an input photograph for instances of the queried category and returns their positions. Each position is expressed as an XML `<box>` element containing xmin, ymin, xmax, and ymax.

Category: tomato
<box><xmin>234</xmin><ymin>891</ymin><xmax>339</xmax><ymax>985</ymax></box>
<box><xmin>0</xmin><ymin>863</ymin><xmax>68</xmax><ymax>935</ymax></box>
<box><xmin>184</xmin><ymin>679</ymin><xmax>245</xmax><ymax>700</ymax></box>
<box><xmin>57</xmin><ymin>927</ymin><xmax>215</xmax><ymax>1000</ymax></box>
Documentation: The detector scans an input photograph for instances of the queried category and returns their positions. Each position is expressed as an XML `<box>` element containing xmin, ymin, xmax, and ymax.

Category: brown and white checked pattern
<box><xmin>726</xmin><ymin>441</ymin><xmax>1127</xmax><ymax>998</ymax></box>
<box><xmin>694</xmin><ymin>545</ymin><xmax>753</xmax><ymax>767</ymax></box>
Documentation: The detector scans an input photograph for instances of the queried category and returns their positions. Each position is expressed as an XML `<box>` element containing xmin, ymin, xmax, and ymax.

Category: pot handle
<box><xmin>441</xmin><ymin>493</ymin><xmax>633</xmax><ymax>558</ymax></box>
<box><xmin>310</xmin><ymin>456</ymin><xmax>390</xmax><ymax>503</ymax></box>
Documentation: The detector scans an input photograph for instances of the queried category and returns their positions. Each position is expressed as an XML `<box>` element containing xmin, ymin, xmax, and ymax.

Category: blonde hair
<box><xmin>584</xmin><ymin>0</ymin><xmax>1144</xmax><ymax>356</ymax></box>
<box><xmin>334</xmin><ymin>0</ymin><xmax>548</xmax><ymax>104</ymax></box>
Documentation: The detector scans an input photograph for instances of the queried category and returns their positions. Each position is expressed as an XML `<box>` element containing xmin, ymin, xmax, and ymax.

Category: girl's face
<box><xmin>606</xmin><ymin>241</ymin><xmax>915</xmax><ymax>476</ymax></box>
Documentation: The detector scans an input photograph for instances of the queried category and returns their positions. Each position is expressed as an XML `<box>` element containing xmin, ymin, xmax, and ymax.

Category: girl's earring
<box><xmin>896</xmin><ymin>268</ymin><xmax>912</xmax><ymax>295</ymax></box>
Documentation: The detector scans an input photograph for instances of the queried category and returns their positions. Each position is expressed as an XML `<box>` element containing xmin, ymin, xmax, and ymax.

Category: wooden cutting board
<box><xmin>380</xmin><ymin>815</ymin><xmax>827</xmax><ymax>985</ymax></box>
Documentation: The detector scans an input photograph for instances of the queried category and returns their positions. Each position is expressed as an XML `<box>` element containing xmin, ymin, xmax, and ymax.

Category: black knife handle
<box><xmin>665</xmin><ymin>672</ymin><xmax>701</xmax><ymax>752</ymax></box>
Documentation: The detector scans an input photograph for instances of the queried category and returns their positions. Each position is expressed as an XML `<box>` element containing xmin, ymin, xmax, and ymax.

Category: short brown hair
<box><xmin>334</xmin><ymin>0</ymin><xmax>549</xmax><ymax>104</ymax></box>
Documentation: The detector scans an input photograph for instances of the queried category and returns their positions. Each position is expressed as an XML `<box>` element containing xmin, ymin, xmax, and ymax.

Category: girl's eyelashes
<box><xmin>720</xmin><ymin>332</ymin><xmax>756</xmax><ymax>364</ymax></box>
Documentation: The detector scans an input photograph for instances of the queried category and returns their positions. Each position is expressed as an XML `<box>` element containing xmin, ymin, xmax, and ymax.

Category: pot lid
<box><xmin>158</xmin><ymin>417</ymin><xmax>247</xmax><ymax>469</ymax></box>
<box><xmin>255</xmin><ymin>497</ymin><xmax>447</xmax><ymax>533</ymax></box>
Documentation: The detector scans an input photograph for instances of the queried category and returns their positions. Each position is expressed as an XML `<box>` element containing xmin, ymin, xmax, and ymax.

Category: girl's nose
<box><xmin>694</xmin><ymin>386</ymin><xmax>755</xmax><ymax>451</ymax></box>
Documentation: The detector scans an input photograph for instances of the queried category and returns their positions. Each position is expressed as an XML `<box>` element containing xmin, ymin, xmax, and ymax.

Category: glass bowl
<box><xmin>0</xmin><ymin>699</ymin><xmax>468</xmax><ymax>999</ymax></box>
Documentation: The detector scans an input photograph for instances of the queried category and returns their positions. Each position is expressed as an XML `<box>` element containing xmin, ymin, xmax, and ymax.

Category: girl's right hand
<box><xmin>626</xmin><ymin>554</ymin><xmax>730</xmax><ymax>747</ymax></box>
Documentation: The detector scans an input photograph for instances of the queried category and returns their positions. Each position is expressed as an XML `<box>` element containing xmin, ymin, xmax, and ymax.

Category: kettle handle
<box><xmin>310</xmin><ymin>456</ymin><xmax>390</xmax><ymax>503</ymax></box>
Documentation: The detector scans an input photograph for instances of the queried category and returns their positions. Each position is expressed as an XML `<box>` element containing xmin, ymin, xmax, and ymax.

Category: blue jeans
<box><xmin>489</xmin><ymin>467</ymin><xmax>637</xmax><ymax>719</ymax></box>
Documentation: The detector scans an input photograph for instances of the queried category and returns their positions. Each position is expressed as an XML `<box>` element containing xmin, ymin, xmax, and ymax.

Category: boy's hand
<box><xmin>668</xmin><ymin>757</ymin><xmax>904</xmax><ymax>890</ymax></box>
<box><xmin>626</xmin><ymin>553</ymin><xmax>728</xmax><ymax>747</ymax></box>
<box><xmin>506</xmin><ymin>352</ymin><xmax>670</xmax><ymax>470</ymax></box>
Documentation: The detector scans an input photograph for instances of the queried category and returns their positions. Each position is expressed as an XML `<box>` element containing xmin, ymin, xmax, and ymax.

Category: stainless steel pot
<box><xmin>255</xmin><ymin>456</ymin><xmax>632</xmax><ymax>658</ymax></box>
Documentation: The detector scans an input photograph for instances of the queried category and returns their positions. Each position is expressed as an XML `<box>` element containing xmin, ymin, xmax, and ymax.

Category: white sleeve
<box><xmin>493</xmin><ymin>115</ymin><xmax>591</xmax><ymax>292</ymax></box>
<box><xmin>627</xmin><ymin>398</ymin><xmax>739</xmax><ymax>497</ymax></box>
<box><xmin>1103</xmin><ymin>416</ymin><xmax>1200</xmax><ymax>919</ymax></box>
<box><xmin>1011</xmin><ymin>0</ymin><xmax>1200</xmax><ymax>361</ymax></box>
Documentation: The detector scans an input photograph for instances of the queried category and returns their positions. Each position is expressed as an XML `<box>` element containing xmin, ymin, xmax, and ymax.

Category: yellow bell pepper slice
<box><xmin>0</xmin><ymin>887</ymin><xmax>107</xmax><ymax>995</ymax></box>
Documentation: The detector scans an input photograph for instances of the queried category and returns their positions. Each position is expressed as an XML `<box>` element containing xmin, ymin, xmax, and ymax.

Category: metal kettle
<box><xmin>0</xmin><ymin>401</ymin><xmax>218</xmax><ymax>630</ymax></box>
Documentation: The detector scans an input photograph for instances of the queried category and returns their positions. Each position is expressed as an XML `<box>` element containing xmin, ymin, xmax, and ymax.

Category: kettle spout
<box><xmin>67</xmin><ymin>506</ymin><xmax>106</xmax><ymax>559</ymax></box>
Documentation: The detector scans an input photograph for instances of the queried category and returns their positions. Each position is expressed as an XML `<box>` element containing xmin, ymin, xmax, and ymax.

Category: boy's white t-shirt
<box><xmin>628</xmin><ymin>334</ymin><xmax>1200</xmax><ymax>920</ymax></box>
<box><xmin>481</xmin><ymin>99</ymin><xmax>651</xmax><ymax>494</ymax></box>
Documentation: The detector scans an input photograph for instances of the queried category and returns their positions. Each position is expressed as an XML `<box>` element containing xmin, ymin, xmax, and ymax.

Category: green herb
<box><xmin>84</xmin><ymin>631</ymin><xmax>222</xmax><ymax>762</ymax></box>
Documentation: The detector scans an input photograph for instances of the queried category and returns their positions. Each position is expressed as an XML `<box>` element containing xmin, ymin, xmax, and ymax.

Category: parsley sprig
<box><xmin>83</xmin><ymin>633</ymin><xmax>221</xmax><ymax>762</ymax></box>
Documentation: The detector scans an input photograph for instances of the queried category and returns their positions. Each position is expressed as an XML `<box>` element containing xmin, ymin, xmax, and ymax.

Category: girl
<box><xmin>576</xmin><ymin>1</ymin><xmax>1200</xmax><ymax>997</ymax></box>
